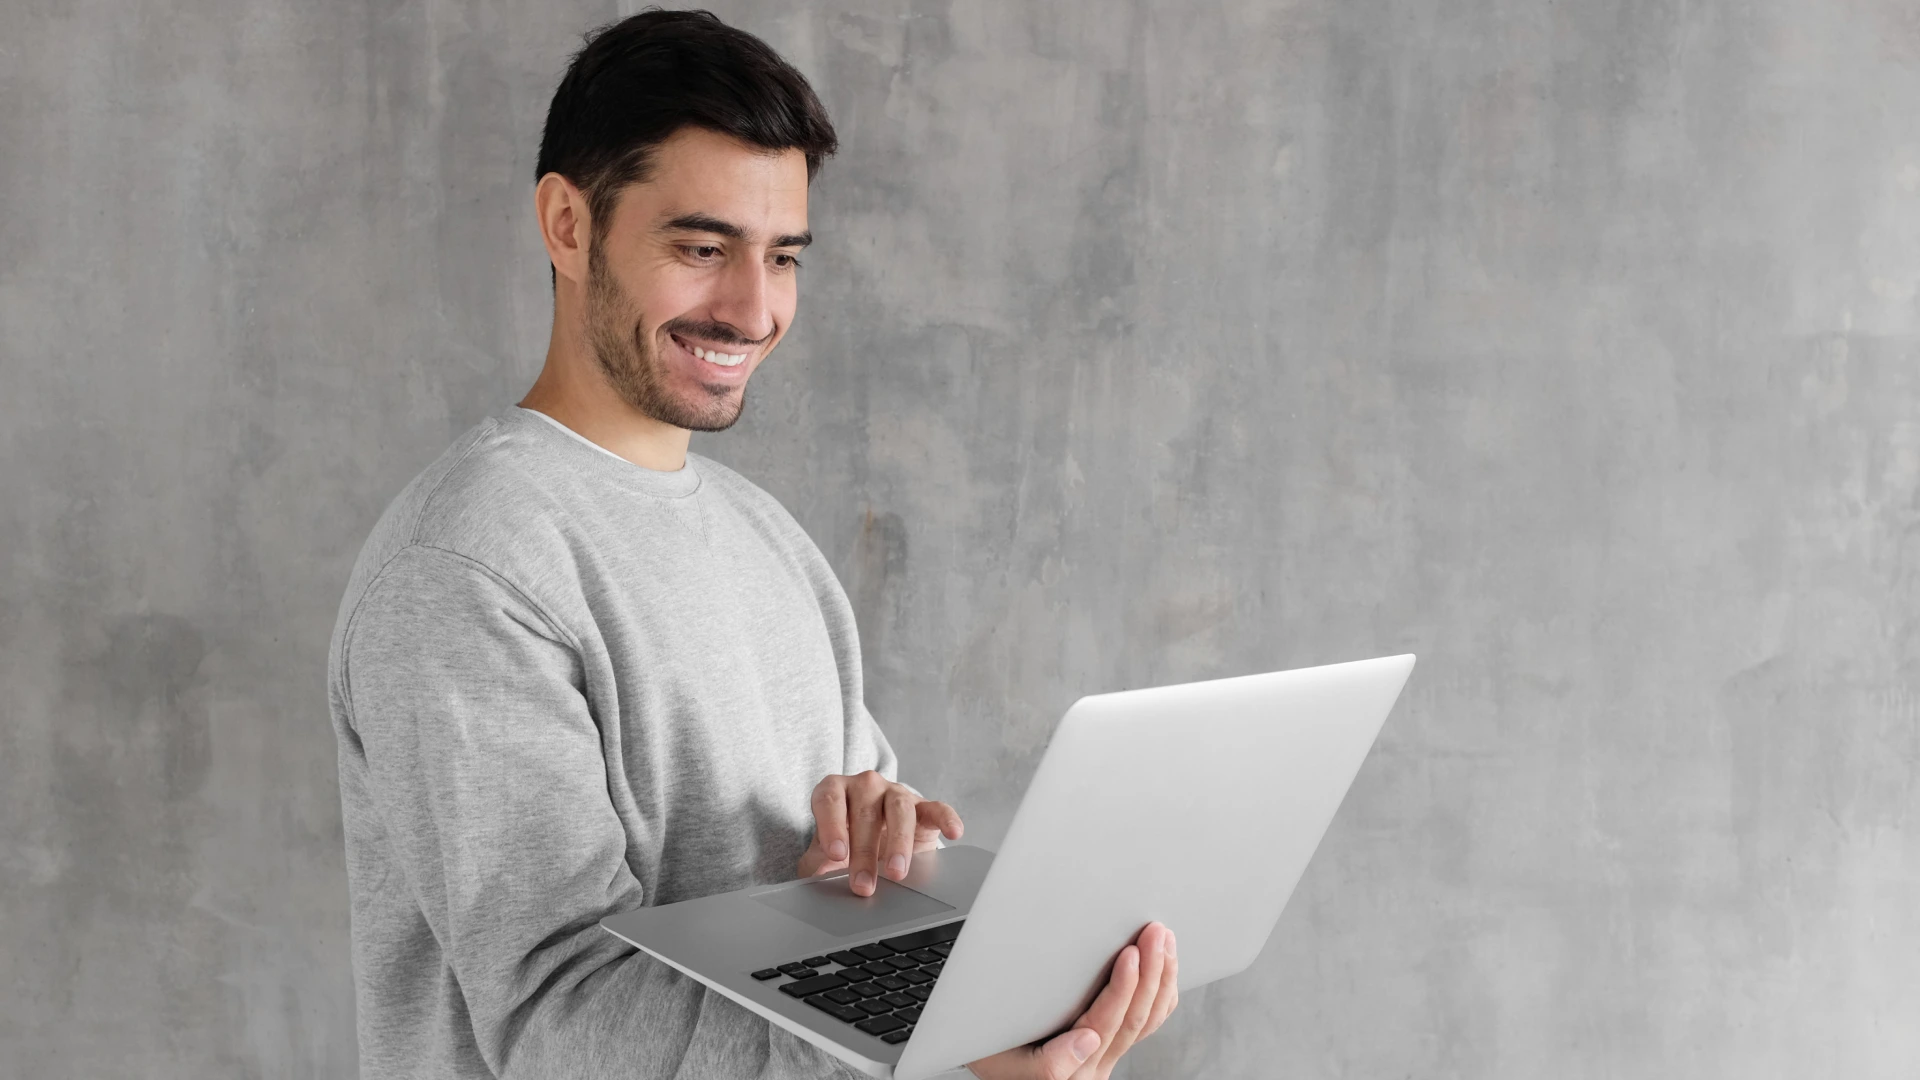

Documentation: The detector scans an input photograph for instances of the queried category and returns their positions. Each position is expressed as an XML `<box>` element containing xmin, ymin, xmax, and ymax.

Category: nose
<box><xmin>708</xmin><ymin>255</ymin><xmax>776</xmax><ymax>344</ymax></box>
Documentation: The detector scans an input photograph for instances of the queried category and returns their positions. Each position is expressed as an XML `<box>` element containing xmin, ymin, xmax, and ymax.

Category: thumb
<box><xmin>1036</xmin><ymin>1028</ymin><xmax>1102</xmax><ymax>1079</ymax></box>
<box><xmin>796</xmin><ymin>835</ymin><xmax>837</xmax><ymax>876</ymax></box>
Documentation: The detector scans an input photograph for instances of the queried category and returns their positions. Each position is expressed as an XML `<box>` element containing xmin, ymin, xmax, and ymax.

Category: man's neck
<box><xmin>519</xmin><ymin>342</ymin><xmax>693</xmax><ymax>473</ymax></box>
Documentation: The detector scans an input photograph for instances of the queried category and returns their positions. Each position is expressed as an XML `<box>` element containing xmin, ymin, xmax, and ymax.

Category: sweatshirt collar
<box><xmin>506</xmin><ymin>406</ymin><xmax>703</xmax><ymax>499</ymax></box>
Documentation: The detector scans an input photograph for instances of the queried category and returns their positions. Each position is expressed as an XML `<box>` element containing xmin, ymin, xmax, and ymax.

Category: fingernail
<box><xmin>888</xmin><ymin>854</ymin><xmax>907</xmax><ymax>877</ymax></box>
<box><xmin>1070</xmin><ymin>1030</ymin><xmax>1100</xmax><ymax>1062</ymax></box>
<box><xmin>829</xmin><ymin>840</ymin><xmax>847</xmax><ymax>861</ymax></box>
<box><xmin>854</xmin><ymin>871</ymin><xmax>873</xmax><ymax>893</ymax></box>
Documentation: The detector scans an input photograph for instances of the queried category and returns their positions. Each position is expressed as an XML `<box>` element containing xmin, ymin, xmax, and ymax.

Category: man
<box><xmin>326</xmin><ymin>10</ymin><xmax>1176</xmax><ymax>1079</ymax></box>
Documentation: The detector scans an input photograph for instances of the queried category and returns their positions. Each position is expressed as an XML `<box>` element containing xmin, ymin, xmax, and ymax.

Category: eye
<box><xmin>681</xmin><ymin>245</ymin><xmax>722</xmax><ymax>261</ymax></box>
<box><xmin>771</xmin><ymin>253</ymin><xmax>802</xmax><ymax>270</ymax></box>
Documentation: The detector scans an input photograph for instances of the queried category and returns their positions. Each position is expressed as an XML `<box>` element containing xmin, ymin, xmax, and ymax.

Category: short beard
<box><xmin>584</xmin><ymin>239</ymin><xmax>746</xmax><ymax>434</ymax></box>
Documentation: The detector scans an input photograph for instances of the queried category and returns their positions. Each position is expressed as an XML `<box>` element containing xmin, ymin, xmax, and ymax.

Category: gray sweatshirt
<box><xmin>326</xmin><ymin>406</ymin><xmax>892</xmax><ymax>1079</ymax></box>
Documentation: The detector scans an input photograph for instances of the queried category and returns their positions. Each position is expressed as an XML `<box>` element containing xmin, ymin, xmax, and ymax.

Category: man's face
<box><xmin>583</xmin><ymin>126</ymin><xmax>811</xmax><ymax>433</ymax></box>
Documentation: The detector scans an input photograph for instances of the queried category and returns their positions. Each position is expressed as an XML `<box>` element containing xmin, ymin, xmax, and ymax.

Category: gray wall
<box><xmin>4</xmin><ymin>0</ymin><xmax>1917</xmax><ymax>1076</ymax></box>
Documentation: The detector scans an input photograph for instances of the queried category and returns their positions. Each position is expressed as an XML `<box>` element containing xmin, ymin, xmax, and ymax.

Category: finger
<box><xmin>796</xmin><ymin>840</ymin><xmax>830</xmax><ymax>879</ymax></box>
<box><xmin>1141</xmin><ymin>929</ymin><xmax>1179</xmax><ymax>1039</ymax></box>
<box><xmin>881</xmin><ymin>785</ymin><xmax>919</xmax><ymax>881</ymax></box>
<box><xmin>1072</xmin><ymin>943</ymin><xmax>1140</xmax><ymax>1065</ymax></box>
<box><xmin>809</xmin><ymin>776</ymin><xmax>851</xmax><ymax>867</ymax></box>
<box><xmin>914</xmin><ymin>800</ymin><xmax>965</xmax><ymax>847</ymax></box>
<box><xmin>965</xmin><ymin>1026</ymin><xmax>1100</xmax><ymax>1080</ymax></box>
<box><xmin>796</xmin><ymin>822</ymin><xmax>846</xmax><ymax>879</ymax></box>
<box><xmin>1035</xmin><ymin>1027</ymin><xmax>1103</xmax><ymax>1080</ymax></box>
<box><xmin>847</xmin><ymin>771</ymin><xmax>887</xmax><ymax>895</ymax></box>
<box><xmin>1101</xmin><ymin>925</ymin><xmax>1168</xmax><ymax>1070</ymax></box>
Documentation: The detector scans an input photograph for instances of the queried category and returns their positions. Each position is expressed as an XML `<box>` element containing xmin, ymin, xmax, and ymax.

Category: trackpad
<box><xmin>754</xmin><ymin>876</ymin><xmax>954</xmax><ymax>938</ymax></box>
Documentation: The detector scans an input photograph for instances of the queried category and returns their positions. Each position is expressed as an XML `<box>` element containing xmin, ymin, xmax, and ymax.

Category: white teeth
<box><xmin>691</xmin><ymin>344</ymin><xmax>746</xmax><ymax>367</ymax></box>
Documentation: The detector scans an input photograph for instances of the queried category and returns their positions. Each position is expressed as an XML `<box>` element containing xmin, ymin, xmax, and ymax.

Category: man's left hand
<box><xmin>798</xmin><ymin>771</ymin><xmax>964</xmax><ymax>895</ymax></box>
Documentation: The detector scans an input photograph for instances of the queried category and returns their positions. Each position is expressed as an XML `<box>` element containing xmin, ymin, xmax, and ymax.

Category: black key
<box><xmin>873</xmin><ymin>975</ymin><xmax>910</xmax><ymax>991</ymax></box>
<box><xmin>856</xmin><ymin>999</ymin><xmax>893</xmax><ymax>1016</ymax></box>
<box><xmin>802</xmin><ymin>956</ymin><xmax>831</xmax><ymax>968</ymax></box>
<box><xmin>880</xmin><ymin>921</ymin><xmax>964</xmax><ymax>953</ymax></box>
<box><xmin>906</xmin><ymin>949</ymin><xmax>941</xmax><ymax>965</ymax></box>
<box><xmin>898</xmin><ymin>969</ymin><xmax>933</xmax><ymax>985</ymax></box>
<box><xmin>929</xmin><ymin>943</ymin><xmax>952</xmax><ymax>958</ymax></box>
<box><xmin>828</xmin><ymin>950</ymin><xmax>865</xmax><ymax>968</ymax></box>
<box><xmin>852</xmin><ymin>943</ymin><xmax>896</xmax><ymax>961</ymax></box>
<box><xmin>855</xmin><ymin>1014</ymin><xmax>907</xmax><ymax>1036</ymax></box>
<box><xmin>922</xmin><ymin>962</ymin><xmax>943</xmax><ymax>978</ymax></box>
<box><xmin>880</xmin><ymin>992</ymin><xmax>915</xmax><ymax>1009</ymax></box>
<box><xmin>804</xmin><ymin>995</ymin><xmax>865</xmax><ymax>1024</ymax></box>
<box><xmin>838</xmin><ymin>967</ymin><xmax>873</xmax><ymax>983</ymax></box>
<box><xmin>779</xmin><ymin>973</ymin><xmax>849</xmax><ymax>998</ymax></box>
<box><xmin>751</xmin><ymin>968</ymin><xmax>781</xmax><ymax>980</ymax></box>
<box><xmin>906</xmin><ymin>985</ymin><xmax>933</xmax><ymax>1002</ymax></box>
<box><xmin>823</xmin><ymin>987</ymin><xmax>861</xmax><ymax>1005</ymax></box>
<box><xmin>896</xmin><ymin>1006</ymin><xmax>923</xmax><ymax>1024</ymax></box>
<box><xmin>858</xmin><ymin>962</ymin><xmax>896</xmax><ymax>979</ymax></box>
<box><xmin>881</xmin><ymin>1027</ymin><xmax>913</xmax><ymax>1044</ymax></box>
<box><xmin>778</xmin><ymin>962</ymin><xmax>816</xmax><ymax>977</ymax></box>
<box><xmin>852</xmin><ymin>982</ymin><xmax>889</xmax><ymax>999</ymax></box>
<box><xmin>883</xmin><ymin>956</ymin><xmax>920</xmax><ymax>972</ymax></box>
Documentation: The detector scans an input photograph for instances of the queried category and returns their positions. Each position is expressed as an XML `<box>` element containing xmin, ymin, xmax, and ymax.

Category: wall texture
<box><xmin>4</xmin><ymin>1</ymin><xmax>1918</xmax><ymax>1076</ymax></box>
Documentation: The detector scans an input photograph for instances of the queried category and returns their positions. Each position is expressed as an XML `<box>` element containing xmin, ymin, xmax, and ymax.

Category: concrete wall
<box><xmin>4</xmin><ymin>1</ymin><xmax>1916</xmax><ymax>1076</ymax></box>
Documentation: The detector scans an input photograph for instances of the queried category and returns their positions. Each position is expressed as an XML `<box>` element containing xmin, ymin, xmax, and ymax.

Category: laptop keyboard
<box><xmin>750</xmin><ymin>919</ymin><xmax>964</xmax><ymax>1045</ymax></box>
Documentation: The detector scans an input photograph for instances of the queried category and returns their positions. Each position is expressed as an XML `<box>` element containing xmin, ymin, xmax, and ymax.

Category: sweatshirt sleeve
<box><xmin>339</xmin><ymin>543</ymin><xmax>856</xmax><ymax>1079</ymax></box>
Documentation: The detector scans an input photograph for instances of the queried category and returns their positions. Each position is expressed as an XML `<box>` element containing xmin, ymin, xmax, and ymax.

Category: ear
<box><xmin>535</xmin><ymin>172</ymin><xmax>591</xmax><ymax>287</ymax></box>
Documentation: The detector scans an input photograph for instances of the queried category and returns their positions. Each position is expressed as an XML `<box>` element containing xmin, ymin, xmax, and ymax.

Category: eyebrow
<box><xmin>659</xmin><ymin>212</ymin><xmax>812</xmax><ymax>250</ymax></box>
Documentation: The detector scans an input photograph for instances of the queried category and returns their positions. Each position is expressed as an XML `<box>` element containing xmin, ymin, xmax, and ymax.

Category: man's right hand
<box><xmin>798</xmin><ymin>771</ymin><xmax>963</xmax><ymax>895</ymax></box>
<box><xmin>965</xmin><ymin>922</ymin><xmax>1179</xmax><ymax>1080</ymax></box>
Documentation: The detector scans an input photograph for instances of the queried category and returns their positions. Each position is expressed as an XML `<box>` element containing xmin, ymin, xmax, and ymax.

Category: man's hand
<box><xmin>797</xmin><ymin>771</ymin><xmax>964</xmax><ymax>895</ymax></box>
<box><xmin>966</xmin><ymin>922</ymin><xmax>1179</xmax><ymax>1080</ymax></box>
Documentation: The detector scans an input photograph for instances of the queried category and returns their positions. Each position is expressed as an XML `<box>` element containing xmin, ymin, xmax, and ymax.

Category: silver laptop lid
<box><xmin>895</xmin><ymin>654</ymin><xmax>1415</xmax><ymax>1079</ymax></box>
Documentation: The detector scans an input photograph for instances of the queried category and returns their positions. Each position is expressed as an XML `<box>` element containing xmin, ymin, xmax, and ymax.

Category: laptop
<box><xmin>602</xmin><ymin>653</ymin><xmax>1415</xmax><ymax>1079</ymax></box>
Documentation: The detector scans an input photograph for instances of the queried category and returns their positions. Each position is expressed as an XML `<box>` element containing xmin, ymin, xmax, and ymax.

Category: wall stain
<box><xmin>848</xmin><ymin>506</ymin><xmax>910</xmax><ymax>686</ymax></box>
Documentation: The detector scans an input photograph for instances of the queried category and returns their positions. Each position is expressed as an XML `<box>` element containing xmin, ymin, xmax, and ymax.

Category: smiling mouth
<box><xmin>672</xmin><ymin>334</ymin><xmax>750</xmax><ymax>368</ymax></box>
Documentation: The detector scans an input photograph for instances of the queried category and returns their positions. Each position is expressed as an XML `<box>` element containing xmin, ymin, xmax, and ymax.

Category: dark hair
<box><xmin>536</xmin><ymin>8</ymin><xmax>838</xmax><ymax>241</ymax></box>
